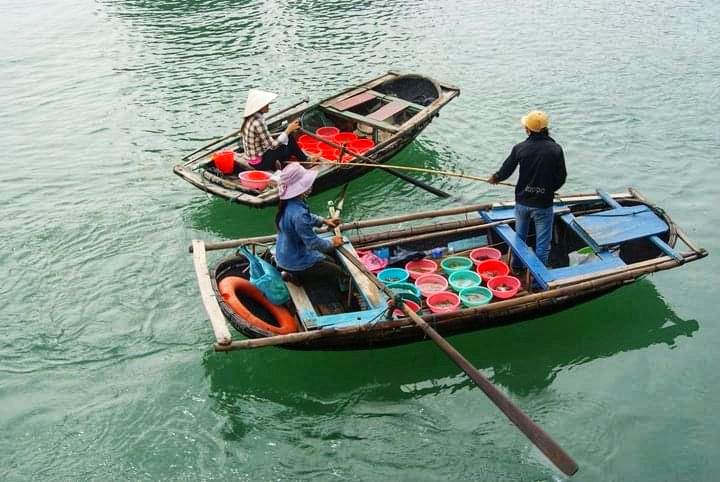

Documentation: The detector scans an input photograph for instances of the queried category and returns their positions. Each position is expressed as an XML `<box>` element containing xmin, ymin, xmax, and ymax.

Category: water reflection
<box><xmin>202</xmin><ymin>279</ymin><xmax>698</xmax><ymax>438</ymax></box>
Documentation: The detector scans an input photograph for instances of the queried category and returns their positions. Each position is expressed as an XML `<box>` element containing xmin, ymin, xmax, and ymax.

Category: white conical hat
<box><xmin>243</xmin><ymin>89</ymin><xmax>278</xmax><ymax>117</ymax></box>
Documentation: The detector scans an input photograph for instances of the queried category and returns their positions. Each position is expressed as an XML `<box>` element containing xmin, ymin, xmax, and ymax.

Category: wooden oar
<box><xmin>334</xmin><ymin>243</ymin><xmax>578</xmax><ymax>476</ymax></box>
<box><xmin>299</xmin><ymin>128</ymin><xmax>451</xmax><ymax>198</ymax></box>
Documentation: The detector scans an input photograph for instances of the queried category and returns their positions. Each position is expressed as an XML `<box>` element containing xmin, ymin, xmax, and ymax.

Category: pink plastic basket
<box><xmin>469</xmin><ymin>247</ymin><xmax>502</xmax><ymax>266</ymax></box>
<box><xmin>414</xmin><ymin>273</ymin><xmax>448</xmax><ymax>298</ymax></box>
<box><xmin>426</xmin><ymin>291</ymin><xmax>461</xmax><ymax>314</ymax></box>
<box><xmin>405</xmin><ymin>258</ymin><xmax>438</xmax><ymax>280</ymax></box>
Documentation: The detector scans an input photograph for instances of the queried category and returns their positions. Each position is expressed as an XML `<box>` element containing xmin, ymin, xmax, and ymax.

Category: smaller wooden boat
<box><xmin>174</xmin><ymin>71</ymin><xmax>460</xmax><ymax>207</ymax></box>
<box><xmin>190</xmin><ymin>188</ymin><xmax>707</xmax><ymax>351</ymax></box>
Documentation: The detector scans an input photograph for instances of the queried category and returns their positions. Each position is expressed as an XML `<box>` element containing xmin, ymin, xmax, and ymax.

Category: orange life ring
<box><xmin>218</xmin><ymin>276</ymin><xmax>298</xmax><ymax>335</ymax></box>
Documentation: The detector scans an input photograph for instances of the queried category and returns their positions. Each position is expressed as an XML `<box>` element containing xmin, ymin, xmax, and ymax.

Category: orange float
<box><xmin>218</xmin><ymin>276</ymin><xmax>298</xmax><ymax>334</ymax></box>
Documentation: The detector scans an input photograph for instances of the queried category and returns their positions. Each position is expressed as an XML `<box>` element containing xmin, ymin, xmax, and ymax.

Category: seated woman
<box><xmin>237</xmin><ymin>89</ymin><xmax>318</xmax><ymax>172</ymax></box>
<box><xmin>274</xmin><ymin>163</ymin><xmax>345</xmax><ymax>285</ymax></box>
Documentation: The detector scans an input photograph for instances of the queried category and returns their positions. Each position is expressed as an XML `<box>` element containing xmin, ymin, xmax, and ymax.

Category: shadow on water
<box><xmin>201</xmin><ymin>279</ymin><xmax>698</xmax><ymax>439</ymax></box>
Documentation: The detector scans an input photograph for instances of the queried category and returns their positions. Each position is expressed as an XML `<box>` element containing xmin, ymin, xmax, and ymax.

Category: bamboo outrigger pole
<box><xmin>335</xmin><ymin>243</ymin><xmax>579</xmax><ymax>476</ymax></box>
<box><xmin>299</xmin><ymin>159</ymin><xmax>516</xmax><ymax>188</ymax></box>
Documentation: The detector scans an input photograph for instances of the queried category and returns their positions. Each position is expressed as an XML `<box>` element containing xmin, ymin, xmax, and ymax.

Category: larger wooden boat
<box><xmin>174</xmin><ymin>71</ymin><xmax>460</xmax><ymax>207</ymax></box>
<box><xmin>190</xmin><ymin>188</ymin><xmax>707</xmax><ymax>351</ymax></box>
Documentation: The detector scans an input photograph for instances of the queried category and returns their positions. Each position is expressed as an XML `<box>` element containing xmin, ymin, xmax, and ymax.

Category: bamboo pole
<box><xmin>190</xmin><ymin>192</ymin><xmax>633</xmax><ymax>253</ymax></box>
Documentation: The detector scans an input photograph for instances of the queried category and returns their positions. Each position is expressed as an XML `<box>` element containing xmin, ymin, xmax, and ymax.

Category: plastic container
<box><xmin>360</xmin><ymin>253</ymin><xmax>388</xmax><ymax>273</ymax></box>
<box><xmin>316</xmin><ymin>126</ymin><xmax>340</xmax><ymax>139</ymax></box>
<box><xmin>212</xmin><ymin>151</ymin><xmax>236</xmax><ymax>174</ymax></box>
<box><xmin>298</xmin><ymin>134</ymin><xmax>318</xmax><ymax>147</ymax></box>
<box><xmin>414</xmin><ymin>273</ymin><xmax>449</xmax><ymax>298</ymax></box>
<box><xmin>348</xmin><ymin>138</ymin><xmax>375</xmax><ymax>154</ymax></box>
<box><xmin>393</xmin><ymin>291</ymin><xmax>422</xmax><ymax>307</ymax></box>
<box><xmin>440</xmin><ymin>256</ymin><xmax>474</xmax><ymax>275</ymax></box>
<box><xmin>387</xmin><ymin>299</ymin><xmax>421</xmax><ymax>318</ymax></box>
<box><xmin>476</xmin><ymin>259</ymin><xmax>510</xmax><ymax>283</ymax></box>
<box><xmin>487</xmin><ymin>275</ymin><xmax>521</xmax><ymax>299</ymax></box>
<box><xmin>377</xmin><ymin>268</ymin><xmax>410</xmax><ymax>284</ymax></box>
<box><xmin>459</xmin><ymin>286</ymin><xmax>493</xmax><ymax>307</ymax></box>
<box><xmin>320</xmin><ymin>148</ymin><xmax>338</xmax><ymax>161</ymax></box>
<box><xmin>303</xmin><ymin>146</ymin><xmax>322</xmax><ymax>156</ymax></box>
<box><xmin>331</xmin><ymin>149</ymin><xmax>354</xmax><ymax>163</ymax></box>
<box><xmin>405</xmin><ymin>258</ymin><xmax>438</xmax><ymax>280</ymax></box>
<box><xmin>387</xmin><ymin>282</ymin><xmax>421</xmax><ymax>299</ymax></box>
<box><xmin>238</xmin><ymin>170</ymin><xmax>271</xmax><ymax>190</ymax></box>
<box><xmin>333</xmin><ymin>132</ymin><xmax>358</xmax><ymax>145</ymax></box>
<box><xmin>469</xmin><ymin>247</ymin><xmax>502</xmax><ymax>266</ymax></box>
<box><xmin>448</xmin><ymin>270</ymin><xmax>482</xmax><ymax>292</ymax></box>
<box><xmin>426</xmin><ymin>291</ymin><xmax>461</xmax><ymax>314</ymax></box>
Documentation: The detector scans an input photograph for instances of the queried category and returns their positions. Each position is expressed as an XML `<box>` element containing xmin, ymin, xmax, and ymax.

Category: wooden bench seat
<box><xmin>368</xmin><ymin>100</ymin><xmax>408</xmax><ymax>121</ymax></box>
<box><xmin>332</xmin><ymin>91</ymin><xmax>376</xmax><ymax>111</ymax></box>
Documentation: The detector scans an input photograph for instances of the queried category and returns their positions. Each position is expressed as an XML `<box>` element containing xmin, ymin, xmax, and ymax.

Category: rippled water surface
<box><xmin>2</xmin><ymin>1</ymin><xmax>719</xmax><ymax>480</ymax></box>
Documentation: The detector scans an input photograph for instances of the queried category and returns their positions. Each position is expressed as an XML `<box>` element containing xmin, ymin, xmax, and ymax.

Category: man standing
<box><xmin>489</xmin><ymin>111</ymin><xmax>567</xmax><ymax>269</ymax></box>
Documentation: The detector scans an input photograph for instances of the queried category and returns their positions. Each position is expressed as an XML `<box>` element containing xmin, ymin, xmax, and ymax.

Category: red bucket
<box><xmin>476</xmin><ymin>259</ymin><xmax>510</xmax><ymax>283</ymax></box>
<box><xmin>298</xmin><ymin>134</ymin><xmax>317</xmax><ymax>146</ymax></box>
<box><xmin>320</xmin><ymin>147</ymin><xmax>338</xmax><ymax>161</ymax></box>
<box><xmin>238</xmin><ymin>170</ymin><xmax>271</xmax><ymax>190</ymax></box>
<box><xmin>348</xmin><ymin>138</ymin><xmax>375</xmax><ymax>154</ymax></box>
<box><xmin>212</xmin><ymin>151</ymin><xmax>235</xmax><ymax>174</ymax></box>
<box><xmin>316</xmin><ymin>126</ymin><xmax>339</xmax><ymax>139</ymax></box>
<box><xmin>333</xmin><ymin>132</ymin><xmax>357</xmax><ymax>145</ymax></box>
<box><xmin>303</xmin><ymin>147</ymin><xmax>321</xmax><ymax>156</ymax></box>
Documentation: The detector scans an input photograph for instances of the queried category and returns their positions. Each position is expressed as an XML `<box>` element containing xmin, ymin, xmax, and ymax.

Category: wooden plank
<box><xmin>323</xmin><ymin>106</ymin><xmax>400</xmax><ymax>132</ymax></box>
<box><xmin>337</xmin><ymin>243</ymin><xmax>386</xmax><ymax>308</ymax></box>
<box><xmin>320</xmin><ymin>72</ymin><xmax>397</xmax><ymax>108</ymax></box>
<box><xmin>332</xmin><ymin>91</ymin><xmax>376</xmax><ymax>111</ymax></box>
<box><xmin>367</xmin><ymin>90</ymin><xmax>425</xmax><ymax>111</ymax></box>
<box><xmin>368</xmin><ymin>100</ymin><xmax>409</xmax><ymax>121</ymax></box>
<box><xmin>286</xmin><ymin>282</ymin><xmax>317</xmax><ymax>329</ymax></box>
<box><xmin>191</xmin><ymin>240</ymin><xmax>232</xmax><ymax>345</ymax></box>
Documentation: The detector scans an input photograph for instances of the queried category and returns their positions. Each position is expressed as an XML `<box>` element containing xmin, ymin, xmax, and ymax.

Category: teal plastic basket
<box><xmin>448</xmin><ymin>270</ymin><xmax>482</xmax><ymax>292</ymax></box>
<box><xmin>459</xmin><ymin>286</ymin><xmax>493</xmax><ymax>307</ymax></box>
<box><xmin>440</xmin><ymin>256</ymin><xmax>474</xmax><ymax>275</ymax></box>
<box><xmin>386</xmin><ymin>282</ymin><xmax>421</xmax><ymax>299</ymax></box>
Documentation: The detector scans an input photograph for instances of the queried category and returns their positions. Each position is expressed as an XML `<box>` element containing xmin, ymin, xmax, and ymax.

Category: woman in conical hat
<box><xmin>237</xmin><ymin>89</ymin><xmax>318</xmax><ymax>172</ymax></box>
<box><xmin>273</xmin><ymin>163</ymin><xmax>346</xmax><ymax>286</ymax></box>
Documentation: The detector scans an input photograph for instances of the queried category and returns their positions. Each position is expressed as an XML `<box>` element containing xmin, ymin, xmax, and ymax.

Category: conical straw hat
<box><xmin>243</xmin><ymin>89</ymin><xmax>278</xmax><ymax>117</ymax></box>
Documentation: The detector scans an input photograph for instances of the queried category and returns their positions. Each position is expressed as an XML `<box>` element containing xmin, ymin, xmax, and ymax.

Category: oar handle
<box><xmin>335</xmin><ymin>245</ymin><xmax>578</xmax><ymax>476</ymax></box>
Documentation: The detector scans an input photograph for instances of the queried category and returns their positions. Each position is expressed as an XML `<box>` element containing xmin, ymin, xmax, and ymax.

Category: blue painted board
<box><xmin>549</xmin><ymin>255</ymin><xmax>625</xmax><ymax>279</ymax></box>
<box><xmin>570</xmin><ymin>206</ymin><xmax>668</xmax><ymax>246</ymax></box>
<box><xmin>596</xmin><ymin>190</ymin><xmax>681</xmax><ymax>261</ymax></box>
<box><xmin>483</xmin><ymin>203</ymin><xmax>569</xmax><ymax>221</ymax></box>
<box><xmin>479</xmin><ymin>211</ymin><xmax>554</xmax><ymax>289</ymax></box>
<box><xmin>313</xmin><ymin>307</ymin><xmax>388</xmax><ymax>328</ymax></box>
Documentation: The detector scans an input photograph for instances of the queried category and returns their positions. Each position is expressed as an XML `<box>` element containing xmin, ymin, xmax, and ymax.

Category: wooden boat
<box><xmin>190</xmin><ymin>188</ymin><xmax>707</xmax><ymax>351</ymax></box>
<box><xmin>173</xmin><ymin>71</ymin><xmax>460</xmax><ymax>207</ymax></box>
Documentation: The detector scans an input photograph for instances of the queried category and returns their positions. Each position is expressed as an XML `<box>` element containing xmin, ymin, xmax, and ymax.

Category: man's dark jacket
<box><xmin>494</xmin><ymin>132</ymin><xmax>567</xmax><ymax>208</ymax></box>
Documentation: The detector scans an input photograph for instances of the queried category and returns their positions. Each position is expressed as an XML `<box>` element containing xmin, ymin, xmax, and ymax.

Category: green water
<box><xmin>2</xmin><ymin>1</ymin><xmax>719</xmax><ymax>480</ymax></box>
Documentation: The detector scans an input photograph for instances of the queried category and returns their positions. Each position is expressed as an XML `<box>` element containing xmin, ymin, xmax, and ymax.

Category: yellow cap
<box><xmin>520</xmin><ymin>111</ymin><xmax>550</xmax><ymax>132</ymax></box>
